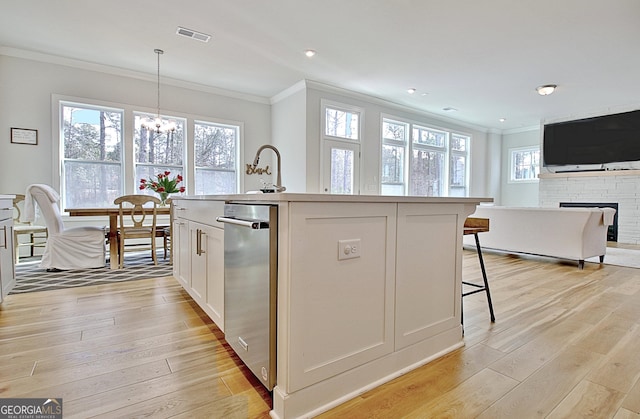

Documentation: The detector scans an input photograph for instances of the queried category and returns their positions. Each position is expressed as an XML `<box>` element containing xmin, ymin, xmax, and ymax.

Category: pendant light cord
<box><xmin>154</xmin><ymin>49</ymin><xmax>163</xmax><ymax>120</ymax></box>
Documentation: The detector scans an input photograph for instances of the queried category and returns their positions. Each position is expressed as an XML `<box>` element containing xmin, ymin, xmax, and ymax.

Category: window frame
<box><xmin>320</xmin><ymin>99</ymin><xmax>363</xmax><ymax>194</ymax></box>
<box><xmin>53</xmin><ymin>94</ymin><xmax>243</xmax><ymax>208</ymax></box>
<box><xmin>509</xmin><ymin>145</ymin><xmax>540</xmax><ymax>183</ymax></box>
<box><xmin>380</xmin><ymin>114</ymin><xmax>471</xmax><ymax>197</ymax></box>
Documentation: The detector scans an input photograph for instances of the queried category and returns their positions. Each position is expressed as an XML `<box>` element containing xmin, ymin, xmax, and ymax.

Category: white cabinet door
<box><xmin>191</xmin><ymin>221</ymin><xmax>224</xmax><ymax>332</ymax></box>
<box><xmin>286</xmin><ymin>202</ymin><xmax>396</xmax><ymax>392</ymax></box>
<box><xmin>191</xmin><ymin>224</ymin><xmax>207</xmax><ymax>302</ymax></box>
<box><xmin>395</xmin><ymin>203</ymin><xmax>462</xmax><ymax>349</ymax></box>
<box><xmin>173</xmin><ymin>218</ymin><xmax>191</xmax><ymax>288</ymax></box>
<box><xmin>0</xmin><ymin>217</ymin><xmax>16</xmax><ymax>302</ymax></box>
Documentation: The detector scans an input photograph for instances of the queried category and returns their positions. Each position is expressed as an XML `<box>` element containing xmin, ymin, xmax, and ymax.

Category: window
<box><xmin>194</xmin><ymin>121</ymin><xmax>239</xmax><ymax>194</ymax></box>
<box><xmin>325</xmin><ymin>106</ymin><xmax>359</xmax><ymax>140</ymax></box>
<box><xmin>322</xmin><ymin>101</ymin><xmax>362</xmax><ymax>194</ymax></box>
<box><xmin>57</xmin><ymin>97</ymin><xmax>242</xmax><ymax>208</ymax></box>
<box><xmin>381</xmin><ymin>119</ymin><xmax>408</xmax><ymax>195</ymax></box>
<box><xmin>381</xmin><ymin>116</ymin><xmax>470</xmax><ymax>197</ymax></box>
<box><xmin>134</xmin><ymin>112</ymin><xmax>185</xmax><ymax>196</ymax></box>
<box><xmin>60</xmin><ymin>102</ymin><xmax>123</xmax><ymax>208</ymax></box>
<box><xmin>449</xmin><ymin>134</ymin><xmax>469</xmax><ymax>197</ymax></box>
<box><xmin>510</xmin><ymin>146</ymin><xmax>540</xmax><ymax>182</ymax></box>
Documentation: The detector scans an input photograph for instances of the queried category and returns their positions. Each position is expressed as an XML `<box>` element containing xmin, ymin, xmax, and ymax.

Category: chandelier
<box><xmin>142</xmin><ymin>48</ymin><xmax>176</xmax><ymax>134</ymax></box>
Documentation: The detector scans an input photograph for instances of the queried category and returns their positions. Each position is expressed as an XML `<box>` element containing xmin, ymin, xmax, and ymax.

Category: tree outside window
<box><xmin>194</xmin><ymin>121</ymin><xmax>239</xmax><ymax>194</ymax></box>
<box><xmin>61</xmin><ymin>102</ymin><xmax>123</xmax><ymax>208</ymax></box>
<box><xmin>134</xmin><ymin>113</ymin><xmax>185</xmax><ymax>196</ymax></box>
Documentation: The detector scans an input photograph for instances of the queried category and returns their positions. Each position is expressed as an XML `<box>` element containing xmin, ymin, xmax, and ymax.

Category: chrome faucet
<box><xmin>252</xmin><ymin>144</ymin><xmax>286</xmax><ymax>192</ymax></box>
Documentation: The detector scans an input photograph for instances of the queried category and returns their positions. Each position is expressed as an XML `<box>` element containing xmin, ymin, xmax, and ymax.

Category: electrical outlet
<box><xmin>338</xmin><ymin>239</ymin><xmax>361</xmax><ymax>260</ymax></box>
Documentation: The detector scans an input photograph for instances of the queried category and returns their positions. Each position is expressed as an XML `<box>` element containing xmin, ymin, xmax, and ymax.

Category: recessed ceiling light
<box><xmin>499</xmin><ymin>118</ymin><xmax>506</xmax><ymax>122</ymax></box>
<box><xmin>442</xmin><ymin>107</ymin><xmax>457</xmax><ymax>112</ymax></box>
<box><xmin>305</xmin><ymin>49</ymin><xmax>316</xmax><ymax>57</ymax></box>
<box><xmin>407</xmin><ymin>88</ymin><xmax>416</xmax><ymax>94</ymax></box>
<box><xmin>536</xmin><ymin>84</ymin><xmax>557</xmax><ymax>96</ymax></box>
<box><xmin>176</xmin><ymin>27</ymin><xmax>211</xmax><ymax>43</ymax></box>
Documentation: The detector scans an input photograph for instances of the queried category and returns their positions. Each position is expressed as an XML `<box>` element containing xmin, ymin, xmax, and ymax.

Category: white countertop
<box><xmin>174</xmin><ymin>193</ymin><xmax>493</xmax><ymax>204</ymax></box>
<box><xmin>0</xmin><ymin>195</ymin><xmax>16</xmax><ymax>200</ymax></box>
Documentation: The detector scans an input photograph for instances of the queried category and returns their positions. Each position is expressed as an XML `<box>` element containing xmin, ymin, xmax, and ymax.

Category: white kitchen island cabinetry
<box><xmin>172</xmin><ymin>199</ymin><xmax>225</xmax><ymax>331</ymax></box>
<box><xmin>173</xmin><ymin>194</ymin><xmax>491</xmax><ymax>419</ymax></box>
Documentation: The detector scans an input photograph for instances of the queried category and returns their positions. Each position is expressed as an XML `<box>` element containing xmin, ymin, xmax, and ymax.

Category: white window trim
<box><xmin>320</xmin><ymin>99</ymin><xmax>364</xmax><ymax>194</ymax></box>
<box><xmin>52</xmin><ymin>94</ymin><xmax>244</xmax><ymax>205</ymax></box>
<box><xmin>508</xmin><ymin>145</ymin><xmax>540</xmax><ymax>184</ymax></box>
<box><xmin>379</xmin><ymin>113</ymin><xmax>471</xmax><ymax>197</ymax></box>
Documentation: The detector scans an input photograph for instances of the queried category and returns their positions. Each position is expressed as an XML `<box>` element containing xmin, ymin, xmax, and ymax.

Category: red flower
<box><xmin>139</xmin><ymin>171</ymin><xmax>185</xmax><ymax>196</ymax></box>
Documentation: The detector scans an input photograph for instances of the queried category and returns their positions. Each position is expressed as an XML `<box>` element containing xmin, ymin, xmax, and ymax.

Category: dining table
<box><xmin>65</xmin><ymin>206</ymin><xmax>171</xmax><ymax>270</ymax></box>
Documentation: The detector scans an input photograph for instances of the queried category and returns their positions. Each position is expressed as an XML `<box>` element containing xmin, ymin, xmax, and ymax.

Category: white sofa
<box><xmin>464</xmin><ymin>206</ymin><xmax>616</xmax><ymax>269</ymax></box>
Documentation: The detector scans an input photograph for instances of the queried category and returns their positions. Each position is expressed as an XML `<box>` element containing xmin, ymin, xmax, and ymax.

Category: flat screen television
<box><xmin>543</xmin><ymin>109</ymin><xmax>640</xmax><ymax>167</ymax></box>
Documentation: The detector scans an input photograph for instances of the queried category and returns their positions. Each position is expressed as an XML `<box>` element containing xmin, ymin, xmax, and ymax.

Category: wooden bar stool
<box><xmin>463</xmin><ymin>217</ymin><xmax>495</xmax><ymax>322</ymax></box>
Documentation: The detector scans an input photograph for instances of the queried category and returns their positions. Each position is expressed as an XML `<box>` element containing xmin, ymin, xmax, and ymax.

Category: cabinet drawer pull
<box><xmin>238</xmin><ymin>336</ymin><xmax>249</xmax><ymax>351</ymax></box>
<box><xmin>196</xmin><ymin>229</ymin><xmax>206</xmax><ymax>256</ymax></box>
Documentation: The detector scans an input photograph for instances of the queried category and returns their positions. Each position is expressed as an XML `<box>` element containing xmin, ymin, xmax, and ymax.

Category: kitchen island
<box><xmin>171</xmin><ymin>193</ymin><xmax>491</xmax><ymax>418</ymax></box>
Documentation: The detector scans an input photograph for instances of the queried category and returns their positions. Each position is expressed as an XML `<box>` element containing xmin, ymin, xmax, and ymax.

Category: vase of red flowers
<box><xmin>139</xmin><ymin>171</ymin><xmax>185</xmax><ymax>205</ymax></box>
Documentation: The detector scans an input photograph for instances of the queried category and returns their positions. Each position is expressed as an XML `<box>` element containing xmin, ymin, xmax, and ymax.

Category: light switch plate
<box><xmin>338</xmin><ymin>239</ymin><xmax>361</xmax><ymax>260</ymax></box>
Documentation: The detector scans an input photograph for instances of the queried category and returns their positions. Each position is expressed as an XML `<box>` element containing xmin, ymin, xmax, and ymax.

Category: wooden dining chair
<box><xmin>12</xmin><ymin>194</ymin><xmax>48</xmax><ymax>263</ymax></box>
<box><xmin>114</xmin><ymin>194</ymin><xmax>161</xmax><ymax>268</ymax></box>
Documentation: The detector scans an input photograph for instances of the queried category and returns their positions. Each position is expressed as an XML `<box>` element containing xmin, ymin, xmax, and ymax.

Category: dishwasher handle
<box><xmin>216</xmin><ymin>216</ymin><xmax>269</xmax><ymax>230</ymax></box>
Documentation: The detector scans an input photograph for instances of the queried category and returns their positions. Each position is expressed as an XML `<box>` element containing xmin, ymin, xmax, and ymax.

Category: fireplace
<box><xmin>559</xmin><ymin>202</ymin><xmax>618</xmax><ymax>242</ymax></box>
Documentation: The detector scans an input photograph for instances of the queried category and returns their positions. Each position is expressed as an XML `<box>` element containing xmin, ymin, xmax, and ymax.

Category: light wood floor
<box><xmin>3</xmin><ymin>250</ymin><xmax>640</xmax><ymax>418</ymax></box>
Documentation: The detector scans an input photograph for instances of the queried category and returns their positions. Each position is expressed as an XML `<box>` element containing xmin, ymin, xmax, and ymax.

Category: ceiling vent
<box><xmin>176</xmin><ymin>27</ymin><xmax>211</xmax><ymax>43</ymax></box>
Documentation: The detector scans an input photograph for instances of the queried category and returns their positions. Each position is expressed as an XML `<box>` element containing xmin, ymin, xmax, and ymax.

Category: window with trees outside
<box><xmin>381</xmin><ymin>116</ymin><xmax>470</xmax><ymax>197</ymax></box>
<box><xmin>194</xmin><ymin>121</ymin><xmax>239</xmax><ymax>194</ymax></box>
<box><xmin>134</xmin><ymin>112</ymin><xmax>185</xmax><ymax>198</ymax></box>
<box><xmin>61</xmin><ymin>102</ymin><xmax>124</xmax><ymax>209</ymax></box>
<box><xmin>509</xmin><ymin>146</ymin><xmax>540</xmax><ymax>182</ymax></box>
<box><xmin>59</xmin><ymin>99</ymin><xmax>240</xmax><ymax>208</ymax></box>
<box><xmin>322</xmin><ymin>102</ymin><xmax>362</xmax><ymax>194</ymax></box>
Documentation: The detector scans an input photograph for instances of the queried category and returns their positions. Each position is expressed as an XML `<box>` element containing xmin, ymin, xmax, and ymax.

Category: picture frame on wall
<box><xmin>10</xmin><ymin>127</ymin><xmax>38</xmax><ymax>145</ymax></box>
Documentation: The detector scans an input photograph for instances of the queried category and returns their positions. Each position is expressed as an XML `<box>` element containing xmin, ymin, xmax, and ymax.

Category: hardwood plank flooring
<box><xmin>2</xmin><ymin>250</ymin><xmax>640</xmax><ymax>418</ymax></box>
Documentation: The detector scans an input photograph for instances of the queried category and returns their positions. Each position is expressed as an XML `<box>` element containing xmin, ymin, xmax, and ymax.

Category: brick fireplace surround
<box><xmin>539</xmin><ymin>170</ymin><xmax>640</xmax><ymax>245</ymax></box>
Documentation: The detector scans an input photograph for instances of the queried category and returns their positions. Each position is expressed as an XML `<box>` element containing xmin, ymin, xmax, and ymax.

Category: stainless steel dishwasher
<box><xmin>216</xmin><ymin>203</ymin><xmax>277</xmax><ymax>390</ymax></box>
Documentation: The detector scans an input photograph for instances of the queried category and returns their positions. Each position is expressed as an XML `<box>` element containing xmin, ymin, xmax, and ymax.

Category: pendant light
<box><xmin>142</xmin><ymin>48</ymin><xmax>176</xmax><ymax>134</ymax></box>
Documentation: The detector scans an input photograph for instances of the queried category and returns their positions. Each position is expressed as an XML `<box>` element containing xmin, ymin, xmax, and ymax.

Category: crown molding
<box><xmin>0</xmin><ymin>46</ymin><xmax>270</xmax><ymax>105</ymax></box>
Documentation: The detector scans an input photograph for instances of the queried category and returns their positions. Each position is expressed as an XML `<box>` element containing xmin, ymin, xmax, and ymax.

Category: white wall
<box><xmin>271</xmin><ymin>82</ymin><xmax>307</xmax><ymax>193</ymax></box>
<box><xmin>0</xmin><ymin>53</ymin><xmax>272</xmax><ymax>195</ymax></box>
<box><xmin>500</xmin><ymin>128</ymin><xmax>541</xmax><ymax>207</ymax></box>
<box><xmin>1</xmin><ymin>52</ymin><xmax>502</xmax><ymax>206</ymax></box>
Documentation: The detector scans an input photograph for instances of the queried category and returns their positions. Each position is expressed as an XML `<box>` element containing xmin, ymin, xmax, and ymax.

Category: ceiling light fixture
<box><xmin>536</xmin><ymin>84</ymin><xmax>557</xmax><ymax>96</ymax></box>
<box><xmin>407</xmin><ymin>88</ymin><xmax>416</xmax><ymax>94</ymax></box>
<box><xmin>305</xmin><ymin>49</ymin><xmax>316</xmax><ymax>57</ymax></box>
<box><xmin>142</xmin><ymin>49</ymin><xmax>176</xmax><ymax>134</ymax></box>
<box><xmin>499</xmin><ymin>118</ymin><xmax>506</xmax><ymax>122</ymax></box>
<box><xmin>442</xmin><ymin>107</ymin><xmax>457</xmax><ymax>112</ymax></box>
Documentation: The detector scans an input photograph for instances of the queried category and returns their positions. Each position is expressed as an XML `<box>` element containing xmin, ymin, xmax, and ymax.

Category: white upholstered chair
<box><xmin>24</xmin><ymin>184</ymin><xmax>106</xmax><ymax>270</ymax></box>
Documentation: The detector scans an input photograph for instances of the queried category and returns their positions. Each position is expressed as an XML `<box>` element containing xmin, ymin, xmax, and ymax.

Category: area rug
<box><xmin>586</xmin><ymin>247</ymin><xmax>640</xmax><ymax>269</ymax></box>
<box><xmin>11</xmin><ymin>252</ymin><xmax>173</xmax><ymax>294</ymax></box>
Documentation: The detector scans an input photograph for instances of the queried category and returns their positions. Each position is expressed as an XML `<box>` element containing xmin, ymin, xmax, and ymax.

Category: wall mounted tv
<box><xmin>543</xmin><ymin>109</ymin><xmax>640</xmax><ymax>167</ymax></box>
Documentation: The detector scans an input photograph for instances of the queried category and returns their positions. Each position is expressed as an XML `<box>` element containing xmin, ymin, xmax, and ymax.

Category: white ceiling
<box><xmin>1</xmin><ymin>0</ymin><xmax>639</xmax><ymax>131</ymax></box>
